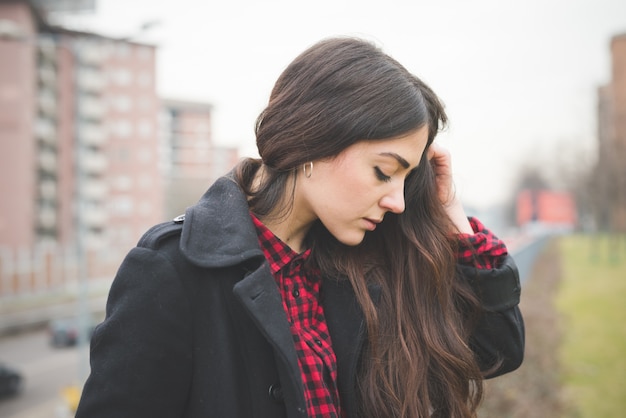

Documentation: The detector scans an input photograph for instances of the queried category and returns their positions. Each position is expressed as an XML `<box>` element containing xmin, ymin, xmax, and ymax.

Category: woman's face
<box><xmin>298</xmin><ymin>126</ymin><xmax>429</xmax><ymax>246</ymax></box>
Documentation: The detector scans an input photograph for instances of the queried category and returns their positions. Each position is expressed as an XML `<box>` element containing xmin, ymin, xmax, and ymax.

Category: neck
<box><xmin>261</xmin><ymin>215</ymin><xmax>310</xmax><ymax>253</ymax></box>
<box><xmin>251</xmin><ymin>165</ymin><xmax>315</xmax><ymax>253</ymax></box>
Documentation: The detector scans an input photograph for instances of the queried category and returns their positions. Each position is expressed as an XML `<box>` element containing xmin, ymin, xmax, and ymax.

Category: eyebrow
<box><xmin>378</xmin><ymin>152</ymin><xmax>410</xmax><ymax>169</ymax></box>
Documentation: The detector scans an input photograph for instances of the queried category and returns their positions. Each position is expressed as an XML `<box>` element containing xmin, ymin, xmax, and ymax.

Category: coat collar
<box><xmin>179</xmin><ymin>176</ymin><xmax>265</xmax><ymax>268</ymax></box>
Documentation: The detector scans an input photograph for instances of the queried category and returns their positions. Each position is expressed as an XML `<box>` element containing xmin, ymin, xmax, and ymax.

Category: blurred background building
<box><xmin>507</xmin><ymin>31</ymin><xmax>626</xmax><ymax>237</ymax></box>
<box><xmin>0</xmin><ymin>0</ymin><xmax>238</xmax><ymax>297</ymax></box>
<box><xmin>161</xmin><ymin>98</ymin><xmax>239</xmax><ymax>219</ymax></box>
<box><xmin>596</xmin><ymin>32</ymin><xmax>626</xmax><ymax>233</ymax></box>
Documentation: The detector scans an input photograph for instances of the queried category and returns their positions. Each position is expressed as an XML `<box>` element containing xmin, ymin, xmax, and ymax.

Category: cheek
<box><xmin>327</xmin><ymin>175</ymin><xmax>377</xmax><ymax>215</ymax></box>
<box><xmin>317</xmin><ymin>157</ymin><xmax>379</xmax><ymax>216</ymax></box>
<box><xmin>347</xmin><ymin>181</ymin><xmax>373</xmax><ymax>204</ymax></box>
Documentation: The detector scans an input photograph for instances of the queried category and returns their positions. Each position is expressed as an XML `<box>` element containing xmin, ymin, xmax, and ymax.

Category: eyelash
<box><xmin>374</xmin><ymin>166</ymin><xmax>392</xmax><ymax>183</ymax></box>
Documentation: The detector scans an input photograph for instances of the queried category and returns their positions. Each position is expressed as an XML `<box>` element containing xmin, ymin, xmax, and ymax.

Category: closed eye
<box><xmin>374</xmin><ymin>166</ymin><xmax>392</xmax><ymax>183</ymax></box>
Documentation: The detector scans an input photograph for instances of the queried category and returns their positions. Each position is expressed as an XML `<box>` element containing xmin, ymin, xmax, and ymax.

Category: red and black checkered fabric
<box><xmin>251</xmin><ymin>214</ymin><xmax>507</xmax><ymax>417</ymax></box>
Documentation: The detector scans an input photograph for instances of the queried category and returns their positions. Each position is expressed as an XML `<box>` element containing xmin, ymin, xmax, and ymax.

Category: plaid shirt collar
<box><xmin>250</xmin><ymin>213</ymin><xmax>312</xmax><ymax>275</ymax></box>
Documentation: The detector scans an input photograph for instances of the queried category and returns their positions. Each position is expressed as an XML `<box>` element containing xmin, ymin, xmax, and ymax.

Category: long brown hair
<box><xmin>234</xmin><ymin>37</ymin><xmax>484</xmax><ymax>417</ymax></box>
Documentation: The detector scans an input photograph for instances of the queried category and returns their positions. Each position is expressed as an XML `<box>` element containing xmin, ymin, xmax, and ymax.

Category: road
<box><xmin>0</xmin><ymin>329</ymin><xmax>88</xmax><ymax>418</ymax></box>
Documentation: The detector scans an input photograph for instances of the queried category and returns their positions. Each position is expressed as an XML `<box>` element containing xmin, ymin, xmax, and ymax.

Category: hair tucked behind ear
<box><xmin>234</xmin><ymin>37</ymin><xmax>485</xmax><ymax>417</ymax></box>
<box><xmin>311</xmin><ymin>150</ymin><xmax>484</xmax><ymax>418</ymax></box>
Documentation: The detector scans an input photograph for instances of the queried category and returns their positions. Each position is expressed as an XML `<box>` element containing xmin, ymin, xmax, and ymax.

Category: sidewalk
<box><xmin>0</xmin><ymin>278</ymin><xmax>112</xmax><ymax>337</ymax></box>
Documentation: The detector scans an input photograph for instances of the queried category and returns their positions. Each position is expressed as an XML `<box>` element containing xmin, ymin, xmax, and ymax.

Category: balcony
<box><xmin>35</xmin><ymin>119</ymin><xmax>56</xmax><ymax>145</ymax></box>
<box><xmin>37</xmin><ymin>90</ymin><xmax>57</xmax><ymax>118</ymax></box>
<box><xmin>79</xmin><ymin>152</ymin><xmax>107</xmax><ymax>174</ymax></box>
<box><xmin>39</xmin><ymin>179</ymin><xmax>57</xmax><ymax>201</ymax></box>
<box><xmin>82</xmin><ymin>207</ymin><xmax>107</xmax><ymax>228</ymax></box>
<box><xmin>78</xmin><ymin>98</ymin><xmax>105</xmax><ymax>120</ymax></box>
<box><xmin>80</xmin><ymin>179</ymin><xmax>108</xmax><ymax>200</ymax></box>
<box><xmin>76</xmin><ymin>43</ymin><xmax>104</xmax><ymax>66</ymax></box>
<box><xmin>38</xmin><ymin>149</ymin><xmax>57</xmax><ymax>173</ymax></box>
<box><xmin>37</xmin><ymin>206</ymin><xmax>57</xmax><ymax>229</ymax></box>
<box><xmin>77</xmin><ymin>70</ymin><xmax>105</xmax><ymax>93</ymax></box>
<box><xmin>36</xmin><ymin>36</ymin><xmax>57</xmax><ymax>63</ymax></box>
<box><xmin>78</xmin><ymin>122</ymin><xmax>106</xmax><ymax>147</ymax></box>
<box><xmin>37</xmin><ymin>65</ymin><xmax>57</xmax><ymax>88</ymax></box>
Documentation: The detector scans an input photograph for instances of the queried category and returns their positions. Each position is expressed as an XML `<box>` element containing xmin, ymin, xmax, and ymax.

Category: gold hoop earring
<box><xmin>303</xmin><ymin>161</ymin><xmax>313</xmax><ymax>178</ymax></box>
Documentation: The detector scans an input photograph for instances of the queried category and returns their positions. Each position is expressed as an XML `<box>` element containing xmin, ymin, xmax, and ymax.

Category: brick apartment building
<box><xmin>0</xmin><ymin>0</ymin><xmax>163</xmax><ymax>252</ymax></box>
<box><xmin>597</xmin><ymin>32</ymin><xmax>626</xmax><ymax>232</ymax></box>
<box><xmin>0</xmin><ymin>1</ymin><xmax>238</xmax><ymax>297</ymax></box>
<box><xmin>0</xmin><ymin>0</ymin><xmax>238</xmax><ymax>298</ymax></box>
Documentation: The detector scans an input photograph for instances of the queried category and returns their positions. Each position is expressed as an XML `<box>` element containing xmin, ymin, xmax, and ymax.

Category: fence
<box><xmin>1</xmin><ymin>235</ymin><xmax>552</xmax><ymax>301</ymax></box>
<box><xmin>509</xmin><ymin>234</ymin><xmax>551</xmax><ymax>284</ymax></box>
<box><xmin>0</xmin><ymin>244</ymin><xmax>125</xmax><ymax>301</ymax></box>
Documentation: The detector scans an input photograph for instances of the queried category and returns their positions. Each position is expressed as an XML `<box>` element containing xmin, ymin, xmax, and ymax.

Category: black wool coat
<box><xmin>76</xmin><ymin>176</ymin><xmax>525</xmax><ymax>418</ymax></box>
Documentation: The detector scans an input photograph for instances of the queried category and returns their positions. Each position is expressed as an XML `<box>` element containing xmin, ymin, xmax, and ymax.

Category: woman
<box><xmin>76</xmin><ymin>37</ymin><xmax>524</xmax><ymax>418</ymax></box>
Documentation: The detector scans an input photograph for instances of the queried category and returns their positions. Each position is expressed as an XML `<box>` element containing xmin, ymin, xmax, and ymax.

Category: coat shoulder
<box><xmin>137</xmin><ymin>215</ymin><xmax>186</xmax><ymax>251</ymax></box>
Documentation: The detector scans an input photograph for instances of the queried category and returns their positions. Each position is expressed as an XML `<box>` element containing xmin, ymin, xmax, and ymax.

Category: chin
<box><xmin>334</xmin><ymin>232</ymin><xmax>366</xmax><ymax>247</ymax></box>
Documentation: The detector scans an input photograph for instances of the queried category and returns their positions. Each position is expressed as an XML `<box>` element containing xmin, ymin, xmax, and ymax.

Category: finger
<box><xmin>427</xmin><ymin>143</ymin><xmax>450</xmax><ymax>163</ymax></box>
<box><xmin>427</xmin><ymin>143</ymin><xmax>440</xmax><ymax>160</ymax></box>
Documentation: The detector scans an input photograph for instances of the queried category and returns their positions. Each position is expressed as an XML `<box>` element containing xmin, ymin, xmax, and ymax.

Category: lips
<box><xmin>363</xmin><ymin>217</ymin><xmax>382</xmax><ymax>231</ymax></box>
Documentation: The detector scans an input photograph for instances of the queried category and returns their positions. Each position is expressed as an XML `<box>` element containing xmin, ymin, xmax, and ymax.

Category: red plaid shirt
<box><xmin>456</xmin><ymin>217</ymin><xmax>508</xmax><ymax>269</ymax></box>
<box><xmin>251</xmin><ymin>214</ymin><xmax>506</xmax><ymax>418</ymax></box>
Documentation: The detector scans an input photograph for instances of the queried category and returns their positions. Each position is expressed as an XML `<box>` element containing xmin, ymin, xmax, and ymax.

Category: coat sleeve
<box><xmin>458</xmin><ymin>254</ymin><xmax>525</xmax><ymax>378</ymax></box>
<box><xmin>75</xmin><ymin>247</ymin><xmax>194</xmax><ymax>418</ymax></box>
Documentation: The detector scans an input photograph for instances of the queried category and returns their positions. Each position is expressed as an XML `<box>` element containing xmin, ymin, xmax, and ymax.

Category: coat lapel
<box><xmin>323</xmin><ymin>278</ymin><xmax>381</xmax><ymax>418</ymax></box>
<box><xmin>232</xmin><ymin>263</ymin><xmax>307</xmax><ymax>416</ymax></box>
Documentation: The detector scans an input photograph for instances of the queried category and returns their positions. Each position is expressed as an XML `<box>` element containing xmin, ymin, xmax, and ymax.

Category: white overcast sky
<box><xmin>55</xmin><ymin>0</ymin><xmax>626</xmax><ymax>209</ymax></box>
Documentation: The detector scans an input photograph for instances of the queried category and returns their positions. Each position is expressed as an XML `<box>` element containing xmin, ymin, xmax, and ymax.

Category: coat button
<box><xmin>268</xmin><ymin>383</ymin><xmax>284</xmax><ymax>403</ymax></box>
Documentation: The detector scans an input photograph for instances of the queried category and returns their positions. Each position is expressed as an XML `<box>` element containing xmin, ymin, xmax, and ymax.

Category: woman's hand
<box><xmin>427</xmin><ymin>143</ymin><xmax>455</xmax><ymax>207</ymax></box>
<box><xmin>427</xmin><ymin>143</ymin><xmax>474</xmax><ymax>234</ymax></box>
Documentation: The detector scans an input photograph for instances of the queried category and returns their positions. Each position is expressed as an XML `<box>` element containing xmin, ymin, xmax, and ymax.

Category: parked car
<box><xmin>0</xmin><ymin>363</ymin><xmax>22</xmax><ymax>398</ymax></box>
<box><xmin>48</xmin><ymin>316</ymin><xmax>98</xmax><ymax>348</ymax></box>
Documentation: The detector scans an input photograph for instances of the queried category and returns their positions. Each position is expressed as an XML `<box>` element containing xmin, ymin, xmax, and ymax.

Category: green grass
<box><xmin>555</xmin><ymin>234</ymin><xmax>626</xmax><ymax>417</ymax></box>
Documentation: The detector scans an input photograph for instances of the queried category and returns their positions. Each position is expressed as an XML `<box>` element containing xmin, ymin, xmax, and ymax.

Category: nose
<box><xmin>379</xmin><ymin>183</ymin><xmax>405</xmax><ymax>214</ymax></box>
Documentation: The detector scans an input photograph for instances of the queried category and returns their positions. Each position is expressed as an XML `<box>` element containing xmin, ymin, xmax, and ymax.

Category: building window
<box><xmin>110</xmin><ymin>119</ymin><xmax>132</xmax><ymax>138</ymax></box>
<box><xmin>113</xmin><ymin>175</ymin><xmax>132</xmax><ymax>191</ymax></box>
<box><xmin>112</xmin><ymin>226</ymin><xmax>133</xmax><ymax>243</ymax></box>
<box><xmin>138</xmin><ymin>119</ymin><xmax>153</xmax><ymax>138</ymax></box>
<box><xmin>111</xmin><ymin>95</ymin><xmax>132</xmax><ymax>112</ymax></box>
<box><xmin>111</xmin><ymin>195</ymin><xmax>133</xmax><ymax>215</ymax></box>
<box><xmin>116</xmin><ymin>43</ymin><xmax>131</xmax><ymax>58</ymax></box>
<box><xmin>138</xmin><ymin>96</ymin><xmax>153</xmax><ymax>112</ymax></box>
<box><xmin>138</xmin><ymin>148</ymin><xmax>152</xmax><ymax>163</ymax></box>
<box><xmin>137</xmin><ymin>71</ymin><xmax>152</xmax><ymax>88</ymax></box>
<box><xmin>112</xmin><ymin>68</ymin><xmax>132</xmax><ymax>86</ymax></box>
<box><xmin>117</xmin><ymin>148</ymin><xmax>130</xmax><ymax>162</ymax></box>
<box><xmin>138</xmin><ymin>174</ymin><xmax>153</xmax><ymax>188</ymax></box>
<box><xmin>139</xmin><ymin>200</ymin><xmax>153</xmax><ymax>216</ymax></box>
<box><xmin>137</xmin><ymin>46</ymin><xmax>152</xmax><ymax>61</ymax></box>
